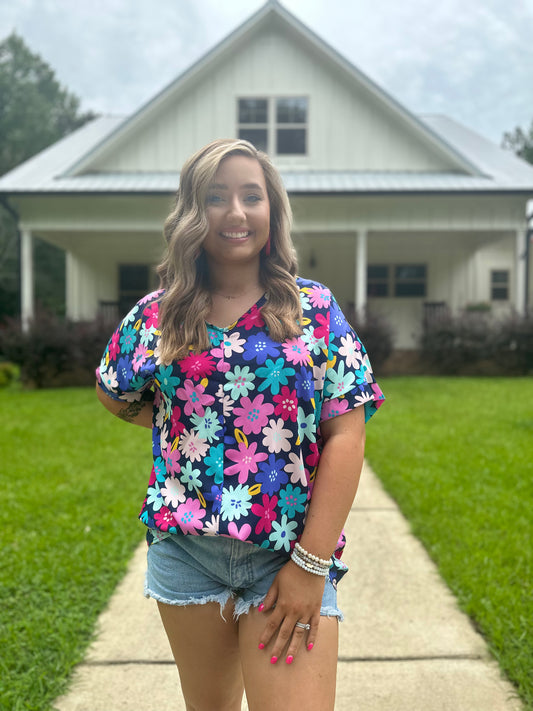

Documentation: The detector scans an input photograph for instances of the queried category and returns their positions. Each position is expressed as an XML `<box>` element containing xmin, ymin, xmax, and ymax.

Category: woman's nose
<box><xmin>227</xmin><ymin>196</ymin><xmax>246</xmax><ymax>220</ymax></box>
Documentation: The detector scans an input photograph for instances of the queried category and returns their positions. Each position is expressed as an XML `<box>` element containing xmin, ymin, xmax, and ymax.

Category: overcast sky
<box><xmin>1</xmin><ymin>0</ymin><xmax>532</xmax><ymax>145</ymax></box>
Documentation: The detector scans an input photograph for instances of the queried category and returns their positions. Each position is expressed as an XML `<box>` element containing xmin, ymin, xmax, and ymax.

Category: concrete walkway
<box><xmin>53</xmin><ymin>462</ymin><xmax>523</xmax><ymax>710</ymax></box>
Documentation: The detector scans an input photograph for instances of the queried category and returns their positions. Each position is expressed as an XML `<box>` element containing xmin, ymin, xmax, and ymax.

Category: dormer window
<box><xmin>238</xmin><ymin>97</ymin><xmax>308</xmax><ymax>156</ymax></box>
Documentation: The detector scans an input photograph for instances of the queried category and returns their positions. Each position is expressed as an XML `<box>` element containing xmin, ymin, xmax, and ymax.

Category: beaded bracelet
<box><xmin>291</xmin><ymin>543</ymin><xmax>331</xmax><ymax>577</ymax></box>
<box><xmin>295</xmin><ymin>542</ymin><xmax>331</xmax><ymax>567</ymax></box>
<box><xmin>291</xmin><ymin>551</ymin><xmax>330</xmax><ymax>577</ymax></box>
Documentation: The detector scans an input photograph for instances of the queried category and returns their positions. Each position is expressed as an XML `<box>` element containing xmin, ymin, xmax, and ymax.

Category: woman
<box><xmin>96</xmin><ymin>138</ymin><xmax>384</xmax><ymax>711</ymax></box>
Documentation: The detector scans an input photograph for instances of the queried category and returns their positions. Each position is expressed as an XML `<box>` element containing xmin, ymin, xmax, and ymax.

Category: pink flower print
<box><xmin>371</xmin><ymin>382</ymin><xmax>385</xmax><ymax>406</ymax></box>
<box><xmin>225</xmin><ymin>440</ymin><xmax>268</xmax><ymax>484</ymax></box>
<box><xmin>132</xmin><ymin>343</ymin><xmax>149</xmax><ymax>373</ymax></box>
<box><xmin>147</xmin><ymin>465</ymin><xmax>157</xmax><ymax>487</ymax></box>
<box><xmin>176</xmin><ymin>379</ymin><xmax>215</xmax><ymax>417</ymax></box>
<box><xmin>305</xmin><ymin>442</ymin><xmax>320</xmax><ymax>469</ymax></box>
<box><xmin>170</xmin><ymin>405</ymin><xmax>185</xmax><ymax>438</ymax></box>
<box><xmin>173</xmin><ymin>498</ymin><xmax>206</xmax><ymax>534</ymax></box>
<box><xmin>162</xmin><ymin>441</ymin><xmax>181</xmax><ymax>474</ymax></box>
<box><xmin>282</xmin><ymin>337</ymin><xmax>311</xmax><ymax>366</ymax></box>
<box><xmin>138</xmin><ymin>289</ymin><xmax>163</xmax><ymax>305</ymax></box>
<box><xmin>313</xmin><ymin>312</ymin><xmax>329</xmax><ymax>341</ymax></box>
<box><xmin>226</xmin><ymin>521</ymin><xmax>252</xmax><ymax>541</ymax></box>
<box><xmin>178</xmin><ymin>429</ymin><xmax>209</xmax><ymax>462</ymax></box>
<box><xmin>262</xmin><ymin>418</ymin><xmax>293</xmax><ymax>453</ymax></box>
<box><xmin>273</xmin><ymin>386</ymin><xmax>298</xmax><ymax>422</ymax></box>
<box><xmin>251</xmin><ymin>494</ymin><xmax>278</xmax><ymax>534</ymax></box>
<box><xmin>180</xmin><ymin>351</ymin><xmax>216</xmax><ymax>381</ymax></box>
<box><xmin>143</xmin><ymin>302</ymin><xmax>159</xmax><ymax>329</ymax></box>
<box><xmin>154</xmin><ymin>506</ymin><xmax>175</xmax><ymax>531</ymax></box>
<box><xmin>322</xmin><ymin>397</ymin><xmax>350</xmax><ymax>420</ymax></box>
<box><xmin>109</xmin><ymin>330</ymin><xmax>120</xmax><ymax>361</ymax></box>
<box><xmin>308</xmin><ymin>285</ymin><xmax>331</xmax><ymax>309</ymax></box>
<box><xmin>233</xmin><ymin>394</ymin><xmax>274</xmax><ymax>435</ymax></box>
<box><xmin>238</xmin><ymin>303</ymin><xmax>265</xmax><ymax>330</ymax></box>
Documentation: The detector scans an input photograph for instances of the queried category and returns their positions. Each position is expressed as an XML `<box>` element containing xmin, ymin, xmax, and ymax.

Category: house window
<box><xmin>237</xmin><ymin>97</ymin><xmax>308</xmax><ymax>155</ymax></box>
<box><xmin>490</xmin><ymin>269</ymin><xmax>509</xmax><ymax>301</ymax></box>
<box><xmin>367</xmin><ymin>265</ymin><xmax>389</xmax><ymax>297</ymax></box>
<box><xmin>119</xmin><ymin>264</ymin><xmax>149</xmax><ymax>315</ymax></box>
<box><xmin>394</xmin><ymin>264</ymin><xmax>427</xmax><ymax>297</ymax></box>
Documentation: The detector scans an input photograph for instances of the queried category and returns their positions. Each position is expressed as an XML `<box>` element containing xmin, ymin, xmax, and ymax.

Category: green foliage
<box><xmin>0</xmin><ymin>388</ymin><xmax>151</xmax><ymax>711</ymax></box>
<box><xmin>502</xmin><ymin>119</ymin><xmax>533</xmax><ymax>165</ymax></box>
<box><xmin>366</xmin><ymin>377</ymin><xmax>533</xmax><ymax>709</ymax></box>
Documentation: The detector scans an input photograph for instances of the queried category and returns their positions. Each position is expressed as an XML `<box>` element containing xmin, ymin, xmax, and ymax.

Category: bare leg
<box><xmin>157</xmin><ymin>600</ymin><xmax>244</xmax><ymax>711</ymax></box>
<box><xmin>238</xmin><ymin>607</ymin><xmax>339</xmax><ymax>711</ymax></box>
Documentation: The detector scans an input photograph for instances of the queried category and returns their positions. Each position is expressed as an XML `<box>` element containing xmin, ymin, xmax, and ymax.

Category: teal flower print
<box><xmin>256</xmin><ymin>358</ymin><xmax>295</xmax><ymax>395</ymax></box>
<box><xmin>278</xmin><ymin>484</ymin><xmax>307</xmax><ymax>519</ymax></box>
<box><xmin>179</xmin><ymin>460</ymin><xmax>202</xmax><ymax>492</ymax></box>
<box><xmin>297</xmin><ymin>407</ymin><xmax>316</xmax><ymax>443</ymax></box>
<box><xmin>325</xmin><ymin>360</ymin><xmax>355</xmax><ymax>398</ymax></box>
<box><xmin>119</xmin><ymin>325</ymin><xmax>137</xmax><ymax>354</ymax></box>
<box><xmin>224</xmin><ymin>365</ymin><xmax>256</xmax><ymax>400</ymax></box>
<box><xmin>157</xmin><ymin>365</ymin><xmax>181</xmax><ymax>398</ymax></box>
<box><xmin>220</xmin><ymin>484</ymin><xmax>252</xmax><ymax>522</ymax></box>
<box><xmin>204</xmin><ymin>443</ymin><xmax>224</xmax><ymax>484</ymax></box>
<box><xmin>269</xmin><ymin>514</ymin><xmax>298</xmax><ymax>552</ymax></box>
<box><xmin>190</xmin><ymin>407</ymin><xmax>222</xmax><ymax>443</ymax></box>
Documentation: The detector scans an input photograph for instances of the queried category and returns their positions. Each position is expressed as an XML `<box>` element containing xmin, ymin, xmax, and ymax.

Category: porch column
<box><xmin>355</xmin><ymin>229</ymin><xmax>368</xmax><ymax>317</ymax></box>
<box><xmin>515</xmin><ymin>228</ymin><xmax>527</xmax><ymax>315</ymax></box>
<box><xmin>21</xmin><ymin>228</ymin><xmax>34</xmax><ymax>332</ymax></box>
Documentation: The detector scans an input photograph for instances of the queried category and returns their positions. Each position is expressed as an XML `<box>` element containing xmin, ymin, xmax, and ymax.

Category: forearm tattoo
<box><xmin>117</xmin><ymin>400</ymin><xmax>146</xmax><ymax>422</ymax></box>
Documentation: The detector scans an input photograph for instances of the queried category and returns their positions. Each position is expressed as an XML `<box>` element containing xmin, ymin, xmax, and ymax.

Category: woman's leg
<box><xmin>238</xmin><ymin>608</ymin><xmax>339</xmax><ymax>711</ymax></box>
<box><xmin>157</xmin><ymin>599</ymin><xmax>245</xmax><ymax>711</ymax></box>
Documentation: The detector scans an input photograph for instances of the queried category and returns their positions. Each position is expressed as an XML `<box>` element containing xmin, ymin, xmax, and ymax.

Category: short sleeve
<box><xmin>321</xmin><ymin>295</ymin><xmax>385</xmax><ymax>423</ymax></box>
<box><xmin>95</xmin><ymin>290</ymin><xmax>162</xmax><ymax>401</ymax></box>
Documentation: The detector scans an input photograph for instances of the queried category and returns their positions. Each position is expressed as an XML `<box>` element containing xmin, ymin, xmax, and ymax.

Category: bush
<box><xmin>0</xmin><ymin>311</ymin><xmax>110</xmax><ymax>388</ymax></box>
<box><xmin>420</xmin><ymin>310</ymin><xmax>533</xmax><ymax>375</ymax></box>
<box><xmin>344</xmin><ymin>305</ymin><xmax>394</xmax><ymax>375</ymax></box>
<box><xmin>0</xmin><ymin>361</ymin><xmax>20</xmax><ymax>387</ymax></box>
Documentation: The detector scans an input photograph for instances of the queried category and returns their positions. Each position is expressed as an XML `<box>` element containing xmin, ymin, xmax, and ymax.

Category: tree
<box><xmin>0</xmin><ymin>32</ymin><xmax>96</xmax><ymax>320</ymax></box>
<box><xmin>501</xmin><ymin>119</ymin><xmax>533</xmax><ymax>166</ymax></box>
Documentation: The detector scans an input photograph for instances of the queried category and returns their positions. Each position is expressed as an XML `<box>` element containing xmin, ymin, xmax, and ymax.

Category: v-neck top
<box><xmin>96</xmin><ymin>277</ymin><xmax>384</xmax><ymax>584</ymax></box>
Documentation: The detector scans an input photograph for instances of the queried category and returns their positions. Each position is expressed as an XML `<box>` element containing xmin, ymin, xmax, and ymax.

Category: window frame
<box><xmin>490</xmin><ymin>269</ymin><xmax>510</xmax><ymax>301</ymax></box>
<box><xmin>237</xmin><ymin>95</ymin><xmax>309</xmax><ymax>157</ymax></box>
<box><xmin>367</xmin><ymin>263</ymin><xmax>427</xmax><ymax>299</ymax></box>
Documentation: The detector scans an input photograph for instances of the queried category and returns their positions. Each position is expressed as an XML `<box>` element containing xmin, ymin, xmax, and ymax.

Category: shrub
<box><xmin>0</xmin><ymin>361</ymin><xmax>20</xmax><ymax>387</ymax></box>
<box><xmin>344</xmin><ymin>305</ymin><xmax>394</xmax><ymax>375</ymax></box>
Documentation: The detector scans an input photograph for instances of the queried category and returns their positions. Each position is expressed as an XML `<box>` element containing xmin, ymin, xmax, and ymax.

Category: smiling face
<box><xmin>202</xmin><ymin>154</ymin><xmax>271</xmax><ymax>271</ymax></box>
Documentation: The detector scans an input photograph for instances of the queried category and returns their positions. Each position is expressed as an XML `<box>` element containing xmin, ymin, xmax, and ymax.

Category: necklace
<box><xmin>212</xmin><ymin>287</ymin><xmax>262</xmax><ymax>301</ymax></box>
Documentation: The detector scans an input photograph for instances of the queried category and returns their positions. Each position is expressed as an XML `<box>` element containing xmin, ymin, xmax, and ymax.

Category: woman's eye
<box><xmin>245</xmin><ymin>194</ymin><xmax>261</xmax><ymax>204</ymax></box>
<box><xmin>206</xmin><ymin>194</ymin><xmax>223</xmax><ymax>205</ymax></box>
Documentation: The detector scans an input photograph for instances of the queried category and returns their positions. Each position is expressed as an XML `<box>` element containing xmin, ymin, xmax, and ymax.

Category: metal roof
<box><xmin>1</xmin><ymin>115</ymin><xmax>533</xmax><ymax>196</ymax></box>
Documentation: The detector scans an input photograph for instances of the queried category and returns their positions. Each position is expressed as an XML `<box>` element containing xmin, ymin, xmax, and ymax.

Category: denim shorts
<box><xmin>144</xmin><ymin>533</ymin><xmax>343</xmax><ymax>620</ymax></box>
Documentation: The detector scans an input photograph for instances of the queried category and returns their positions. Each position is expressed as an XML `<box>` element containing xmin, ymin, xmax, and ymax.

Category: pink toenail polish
<box><xmin>270</xmin><ymin>656</ymin><xmax>278</xmax><ymax>664</ymax></box>
<box><xmin>286</xmin><ymin>655</ymin><xmax>294</xmax><ymax>664</ymax></box>
<box><xmin>258</xmin><ymin>642</ymin><xmax>265</xmax><ymax>650</ymax></box>
<box><xmin>258</xmin><ymin>603</ymin><xmax>265</xmax><ymax>612</ymax></box>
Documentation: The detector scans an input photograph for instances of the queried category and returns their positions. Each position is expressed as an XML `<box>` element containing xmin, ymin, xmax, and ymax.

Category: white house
<box><xmin>1</xmin><ymin>0</ymin><xmax>532</xmax><ymax>349</ymax></box>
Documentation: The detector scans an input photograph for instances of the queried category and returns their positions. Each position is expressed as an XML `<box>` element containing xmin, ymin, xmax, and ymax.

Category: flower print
<box><xmin>109</xmin><ymin>330</ymin><xmax>120</xmax><ymax>361</ymax></box>
<box><xmin>180</xmin><ymin>351</ymin><xmax>216</xmax><ymax>381</ymax></box>
<box><xmin>139</xmin><ymin>322</ymin><xmax>157</xmax><ymax>347</ymax></box>
<box><xmin>221</xmin><ymin>331</ymin><xmax>246</xmax><ymax>357</ymax></box>
<box><xmin>273</xmin><ymin>386</ymin><xmax>298</xmax><ymax>422</ymax></box>
<box><xmin>146</xmin><ymin>483</ymin><xmax>164</xmax><ymax>511</ymax></box>
<box><xmin>116</xmin><ymin>356</ymin><xmax>134</xmax><ymax>390</ymax></box>
<box><xmin>256</xmin><ymin>454</ymin><xmax>289</xmax><ymax>495</ymax></box>
<box><xmin>355</xmin><ymin>392</ymin><xmax>372</xmax><ymax>406</ymax></box>
<box><xmin>173</xmin><ymin>498</ymin><xmax>206</xmax><ymax>534</ymax></box>
<box><xmin>297</xmin><ymin>407</ymin><xmax>316</xmax><ymax>443</ymax></box>
<box><xmin>269</xmin><ymin>514</ymin><xmax>298</xmax><ymax>552</ymax></box>
<box><xmin>301</xmin><ymin>328</ymin><xmax>326</xmax><ymax>356</ymax></box>
<box><xmin>295</xmin><ymin>367</ymin><xmax>314</xmax><ymax>401</ymax></box>
<box><xmin>225</xmin><ymin>440</ymin><xmax>268</xmax><ymax>484</ymax></box>
<box><xmin>190</xmin><ymin>407</ymin><xmax>222</xmax><ymax>443</ymax></box>
<box><xmin>203</xmin><ymin>514</ymin><xmax>220</xmax><ymax>535</ymax></box>
<box><xmin>160</xmin><ymin>475</ymin><xmax>186</xmax><ymax>507</ymax></box>
<box><xmin>120</xmin><ymin>325</ymin><xmax>137</xmax><ymax>354</ymax></box>
<box><xmin>330</xmin><ymin>300</ymin><xmax>350</xmax><ymax>338</ymax></box>
<box><xmin>154</xmin><ymin>397</ymin><xmax>166</xmax><ymax>429</ymax></box>
<box><xmin>251</xmin><ymin>494</ymin><xmax>278</xmax><ymax>535</ymax></box>
<box><xmin>154</xmin><ymin>506</ymin><xmax>175</xmax><ymax>531</ymax></box>
<box><xmin>176</xmin><ymin>378</ymin><xmax>215</xmax><ymax>417</ymax></box>
<box><xmin>224</xmin><ymin>365</ymin><xmax>256</xmax><ymax>400</ymax></box>
<box><xmin>284</xmin><ymin>451</ymin><xmax>308</xmax><ymax>486</ymax></box>
<box><xmin>179</xmin><ymin>460</ymin><xmax>202</xmax><ymax>492</ymax></box>
<box><xmin>226</xmin><ymin>521</ymin><xmax>252</xmax><ymax>541</ymax></box>
<box><xmin>132</xmin><ymin>343</ymin><xmax>149</xmax><ymax>373</ymax></box>
<box><xmin>238</xmin><ymin>303</ymin><xmax>265</xmax><ymax>330</ymax></box>
<box><xmin>326</xmin><ymin>360</ymin><xmax>356</xmax><ymax>398</ymax></box>
<box><xmin>282</xmin><ymin>338</ymin><xmax>311</xmax><ymax>367</ymax></box>
<box><xmin>371</xmin><ymin>382</ymin><xmax>385</xmax><ymax>405</ymax></box>
<box><xmin>308</xmin><ymin>285</ymin><xmax>331</xmax><ymax>309</ymax></box>
<box><xmin>262</xmin><ymin>418</ymin><xmax>293</xmax><ymax>453</ymax></box>
<box><xmin>161</xmin><ymin>440</ymin><xmax>181</xmax><ymax>474</ymax></box>
<box><xmin>256</xmin><ymin>358</ymin><xmax>295</xmax><ymax>395</ymax></box>
<box><xmin>143</xmin><ymin>302</ymin><xmax>158</xmax><ymax>329</ymax></box>
<box><xmin>178</xmin><ymin>429</ymin><xmax>209</xmax><ymax>462</ymax></box>
<box><xmin>138</xmin><ymin>289</ymin><xmax>163</xmax><ymax>306</ymax></box>
<box><xmin>220</xmin><ymin>484</ymin><xmax>252</xmax><ymax>522</ymax></box>
<box><xmin>101</xmin><ymin>366</ymin><xmax>118</xmax><ymax>391</ymax></box>
<box><xmin>153</xmin><ymin>456</ymin><xmax>167</xmax><ymax>483</ymax></box>
<box><xmin>207</xmin><ymin>327</ymin><xmax>223</xmax><ymax>346</ymax></box>
<box><xmin>313</xmin><ymin>312</ymin><xmax>329</xmax><ymax>341</ymax></box>
<box><xmin>204</xmin><ymin>443</ymin><xmax>225</xmax><ymax>484</ymax></box>
<box><xmin>204</xmin><ymin>483</ymin><xmax>224</xmax><ymax>513</ymax></box>
<box><xmin>233</xmin><ymin>394</ymin><xmax>274</xmax><ymax>435</ymax></box>
<box><xmin>156</xmin><ymin>365</ymin><xmax>181</xmax><ymax>398</ymax></box>
<box><xmin>312</xmin><ymin>362</ymin><xmax>327</xmax><ymax>392</ymax></box>
<box><xmin>322</xmin><ymin>397</ymin><xmax>350</xmax><ymax>420</ymax></box>
<box><xmin>169</xmin><ymin>405</ymin><xmax>185</xmax><ymax>438</ymax></box>
<box><xmin>338</xmin><ymin>333</ymin><xmax>363</xmax><ymax>369</ymax></box>
<box><xmin>242</xmin><ymin>333</ymin><xmax>280</xmax><ymax>364</ymax></box>
<box><xmin>299</xmin><ymin>291</ymin><xmax>311</xmax><ymax>311</ymax></box>
<box><xmin>305</xmin><ymin>442</ymin><xmax>320</xmax><ymax>470</ymax></box>
<box><xmin>278</xmin><ymin>484</ymin><xmax>307</xmax><ymax>519</ymax></box>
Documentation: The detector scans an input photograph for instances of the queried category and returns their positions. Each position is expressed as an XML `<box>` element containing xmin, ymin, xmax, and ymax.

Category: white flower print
<box><xmin>203</xmin><ymin>515</ymin><xmax>220</xmax><ymax>536</ymax></box>
<box><xmin>160</xmin><ymin>475</ymin><xmax>186</xmax><ymax>507</ymax></box>
<box><xmin>284</xmin><ymin>451</ymin><xmax>307</xmax><ymax>486</ymax></box>
<box><xmin>101</xmin><ymin>366</ymin><xmax>118</xmax><ymax>390</ymax></box>
<box><xmin>262</xmin><ymin>418</ymin><xmax>293</xmax><ymax>453</ymax></box>
<box><xmin>178</xmin><ymin>429</ymin><xmax>209</xmax><ymax>462</ymax></box>
<box><xmin>313</xmin><ymin>362</ymin><xmax>327</xmax><ymax>392</ymax></box>
<box><xmin>221</xmin><ymin>331</ymin><xmax>246</xmax><ymax>357</ymax></box>
<box><xmin>338</xmin><ymin>333</ymin><xmax>363</xmax><ymax>369</ymax></box>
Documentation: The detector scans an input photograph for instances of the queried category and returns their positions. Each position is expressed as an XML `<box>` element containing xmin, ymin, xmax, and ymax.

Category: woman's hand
<box><xmin>257</xmin><ymin>560</ymin><xmax>326</xmax><ymax>664</ymax></box>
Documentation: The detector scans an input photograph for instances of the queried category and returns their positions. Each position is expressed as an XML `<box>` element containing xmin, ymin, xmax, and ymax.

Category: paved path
<box><xmin>53</xmin><ymin>461</ymin><xmax>523</xmax><ymax>710</ymax></box>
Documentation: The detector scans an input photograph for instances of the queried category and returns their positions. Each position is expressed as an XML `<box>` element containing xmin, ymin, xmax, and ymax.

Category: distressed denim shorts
<box><xmin>144</xmin><ymin>533</ymin><xmax>343</xmax><ymax>620</ymax></box>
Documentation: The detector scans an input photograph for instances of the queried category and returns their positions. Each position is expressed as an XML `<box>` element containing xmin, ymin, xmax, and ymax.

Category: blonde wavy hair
<box><xmin>157</xmin><ymin>138</ymin><xmax>303</xmax><ymax>363</ymax></box>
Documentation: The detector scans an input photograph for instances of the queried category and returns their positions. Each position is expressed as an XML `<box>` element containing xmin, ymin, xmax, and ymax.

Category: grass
<box><xmin>0</xmin><ymin>388</ymin><xmax>152</xmax><ymax>711</ymax></box>
<box><xmin>365</xmin><ymin>377</ymin><xmax>533</xmax><ymax>710</ymax></box>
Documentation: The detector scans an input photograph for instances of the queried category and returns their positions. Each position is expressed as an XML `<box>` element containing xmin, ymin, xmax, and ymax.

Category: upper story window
<box><xmin>238</xmin><ymin>97</ymin><xmax>308</xmax><ymax>156</ymax></box>
<box><xmin>490</xmin><ymin>269</ymin><xmax>509</xmax><ymax>301</ymax></box>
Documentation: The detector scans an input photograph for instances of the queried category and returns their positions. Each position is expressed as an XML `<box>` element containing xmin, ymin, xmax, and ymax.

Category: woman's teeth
<box><xmin>221</xmin><ymin>231</ymin><xmax>249</xmax><ymax>239</ymax></box>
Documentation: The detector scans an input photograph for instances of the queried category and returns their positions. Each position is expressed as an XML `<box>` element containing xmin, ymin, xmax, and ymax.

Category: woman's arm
<box><xmin>95</xmin><ymin>382</ymin><xmax>154</xmax><ymax>429</ymax></box>
<box><xmin>258</xmin><ymin>405</ymin><xmax>366</xmax><ymax>660</ymax></box>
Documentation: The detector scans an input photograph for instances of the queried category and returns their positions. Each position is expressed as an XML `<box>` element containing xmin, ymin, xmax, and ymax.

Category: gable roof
<box><xmin>62</xmin><ymin>0</ymin><xmax>480</xmax><ymax>178</ymax></box>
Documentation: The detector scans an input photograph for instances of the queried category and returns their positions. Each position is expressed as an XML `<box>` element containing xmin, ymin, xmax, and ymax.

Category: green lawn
<box><xmin>0</xmin><ymin>388</ymin><xmax>152</xmax><ymax>711</ymax></box>
<box><xmin>365</xmin><ymin>377</ymin><xmax>533</xmax><ymax>710</ymax></box>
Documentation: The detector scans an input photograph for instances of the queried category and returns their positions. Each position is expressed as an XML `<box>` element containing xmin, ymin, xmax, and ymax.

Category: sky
<box><xmin>1</xmin><ymin>0</ymin><xmax>533</xmax><ymax>145</ymax></box>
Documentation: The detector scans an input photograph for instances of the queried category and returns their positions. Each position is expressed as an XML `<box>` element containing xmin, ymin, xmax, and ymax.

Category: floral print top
<box><xmin>96</xmin><ymin>278</ymin><xmax>384</xmax><ymax>584</ymax></box>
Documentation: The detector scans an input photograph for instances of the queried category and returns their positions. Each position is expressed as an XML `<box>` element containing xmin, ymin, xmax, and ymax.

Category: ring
<box><xmin>295</xmin><ymin>621</ymin><xmax>311</xmax><ymax>630</ymax></box>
